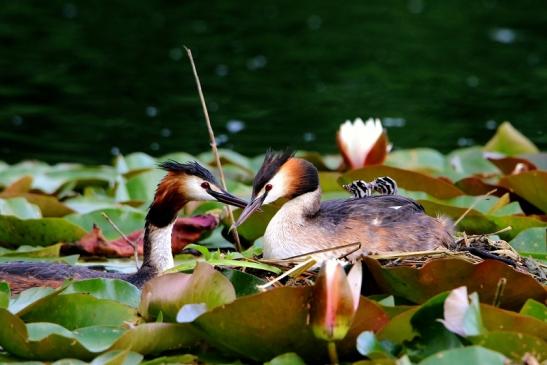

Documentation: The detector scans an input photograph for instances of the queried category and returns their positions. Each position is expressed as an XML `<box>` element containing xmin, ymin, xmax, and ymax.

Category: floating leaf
<box><xmin>419</xmin><ymin>346</ymin><xmax>506</xmax><ymax>365</ymax></box>
<box><xmin>519</xmin><ymin>299</ymin><xmax>547</xmax><ymax>322</ymax></box>
<box><xmin>125</xmin><ymin>169</ymin><xmax>164</xmax><ymax>203</ymax></box>
<box><xmin>0</xmin><ymin>193</ymin><xmax>73</xmax><ymax>217</ymax></box>
<box><xmin>385</xmin><ymin>148</ymin><xmax>446</xmax><ymax>175</ymax></box>
<box><xmin>0</xmin><ymin>243</ymin><xmax>62</xmax><ymax>258</ymax></box>
<box><xmin>66</xmin><ymin>207</ymin><xmax>145</xmax><ymax>241</ymax></box>
<box><xmin>499</xmin><ymin>170</ymin><xmax>547</xmax><ymax>213</ymax></box>
<box><xmin>139</xmin><ymin>262</ymin><xmax>236</xmax><ymax>322</ymax></box>
<box><xmin>482</xmin><ymin>304</ymin><xmax>547</xmax><ymax>339</ymax></box>
<box><xmin>487</xmin><ymin>155</ymin><xmax>538</xmax><ymax>175</ymax></box>
<box><xmin>265</xmin><ymin>352</ymin><xmax>307</xmax><ymax>365</ymax></box>
<box><xmin>194</xmin><ymin>287</ymin><xmax>389</xmax><ymax>362</ymax></box>
<box><xmin>471</xmin><ymin>331</ymin><xmax>547</xmax><ymax>362</ymax></box>
<box><xmin>221</xmin><ymin>269</ymin><xmax>266</xmax><ymax>297</ymax></box>
<box><xmin>509</xmin><ymin>227</ymin><xmax>546</xmax><ymax>256</ymax></box>
<box><xmin>88</xmin><ymin>350</ymin><xmax>143</xmax><ymax>365</ymax></box>
<box><xmin>0</xmin><ymin>281</ymin><xmax>9</xmax><ymax>309</ymax></box>
<box><xmin>484</xmin><ymin>121</ymin><xmax>539</xmax><ymax>156</ymax></box>
<box><xmin>340</xmin><ymin>166</ymin><xmax>463</xmax><ymax>199</ymax></box>
<box><xmin>356</xmin><ymin>331</ymin><xmax>395</xmax><ymax>359</ymax></box>
<box><xmin>363</xmin><ymin>257</ymin><xmax>547</xmax><ymax>310</ymax></box>
<box><xmin>0</xmin><ymin>215</ymin><xmax>87</xmax><ymax>248</ymax></box>
<box><xmin>20</xmin><ymin>293</ymin><xmax>137</xmax><ymax>330</ymax></box>
<box><xmin>445</xmin><ymin>147</ymin><xmax>500</xmax><ymax>180</ymax></box>
<box><xmin>0</xmin><ymin>197</ymin><xmax>41</xmax><ymax>219</ymax></box>
<box><xmin>62</xmin><ymin>278</ymin><xmax>141</xmax><ymax>308</ymax></box>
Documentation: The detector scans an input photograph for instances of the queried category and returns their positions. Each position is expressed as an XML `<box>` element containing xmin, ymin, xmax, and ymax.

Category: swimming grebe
<box><xmin>0</xmin><ymin>161</ymin><xmax>247</xmax><ymax>293</ymax></box>
<box><xmin>235</xmin><ymin>150</ymin><xmax>453</xmax><ymax>261</ymax></box>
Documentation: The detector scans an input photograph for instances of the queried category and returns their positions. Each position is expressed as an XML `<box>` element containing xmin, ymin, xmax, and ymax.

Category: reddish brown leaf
<box><xmin>66</xmin><ymin>215</ymin><xmax>219</xmax><ymax>257</ymax></box>
<box><xmin>456</xmin><ymin>177</ymin><xmax>510</xmax><ymax>197</ymax></box>
<box><xmin>487</xmin><ymin>156</ymin><xmax>537</xmax><ymax>175</ymax></box>
<box><xmin>363</xmin><ymin>257</ymin><xmax>547</xmax><ymax>311</ymax></box>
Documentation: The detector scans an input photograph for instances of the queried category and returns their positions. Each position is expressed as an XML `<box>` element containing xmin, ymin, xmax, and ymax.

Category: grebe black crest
<box><xmin>0</xmin><ymin>161</ymin><xmax>248</xmax><ymax>293</ymax></box>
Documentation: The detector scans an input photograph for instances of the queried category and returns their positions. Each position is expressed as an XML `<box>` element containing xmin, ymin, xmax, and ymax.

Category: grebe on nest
<box><xmin>0</xmin><ymin>161</ymin><xmax>247</xmax><ymax>293</ymax></box>
<box><xmin>235</xmin><ymin>150</ymin><xmax>453</xmax><ymax>261</ymax></box>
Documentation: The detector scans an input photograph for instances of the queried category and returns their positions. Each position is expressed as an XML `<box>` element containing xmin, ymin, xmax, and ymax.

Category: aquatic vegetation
<box><xmin>0</xmin><ymin>123</ymin><xmax>545</xmax><ymax>363</ymax></box>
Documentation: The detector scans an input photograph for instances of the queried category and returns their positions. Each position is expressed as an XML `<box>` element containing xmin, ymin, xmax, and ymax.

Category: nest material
<box><xmin>372</xmin><ymin>234</ymin><xmax>546</xmax><ymax>284</ymax></box>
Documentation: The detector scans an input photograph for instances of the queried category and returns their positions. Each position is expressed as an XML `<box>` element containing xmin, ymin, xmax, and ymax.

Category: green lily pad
<box><xmin>499</xmin><ymin>170</ymin><xmax>547</xmax><ymax>213</ymax></box>
<box><xmin>472</xmin><ymin>331</ymin><xmax>546</xmax><ymax>362</ymax></box>
<box><xmin>139</xmin><ymin>262</ymin><xmax>236</xmax><ymax>322</ymax></box>
<box><xmin>0</xmin><ymin>308</ymin><xmax>200</xmax><ymax>361</ymax></box>
<box><xmin>0</xmin><ymin>215</ymin><xmax>87</xmax><ymax>248</ymax></box>
<box><xmin>194</xmin><ymin>287</ymin><xmax>389</xmax><ymax>362</ymax></box>
<box><xmin>62</xmin><ymin>279</ymin><xmax>141</xmax><ymax>308</ymax></box>
<box><xmin>340</xmin><ymin>166</ymin><xmax>463</xmax><ymax>200</ymax></box>
<box><xmin>0</xmin><ymin>197</ymin><xmax>41</xmax><ymax>219</ymax></box>
<box><xmin>125</xmin><ymin>169</ymin><xmax>165</xmax><ymax>203</ymax></box>
<box><xmin>509</xmin><ymin>227</ymin><xmax>546</xmax><ymax>256</ymax></box>
<box><xmin>444</xmin><ymin>147</ymin><xmax>500</xmax><ymax>180</ymax></box>
<box><xmin>0</xmin><ymin>308</ymin><xmax>123</xmax><ymax>360</ymax></box>
<box><xmin>265</xmin><ymin>352</ymin><xmax>307</xmax><ymax>365</ymax></box>
<box><xmin>385</xmin><ymin>148</ymin><xmax>446</xmax><ymax>175</ymax></box>
<box><xmin>65</xmin><ymin>208</ymin><xmax>145</xmax><ymax>241</ymax></box>
<box><xmin>363</xmin><ymin>257</ymin><xmax>547</xmax><ymax>311</ymax></box>
<box><xmin>20</xmin><ymin>293</ymin><xmax>137</xmax><ymax>330</ymax></box>
<box><xmin>519</xmin><ymin>299</ymin><xmax>547</xmax><ymax>322</ymax></box>
<box><xmin>88</xmin><ymin>350</ymin><xmax>143</xmax><ymax>365</ymax></box>
<box><xmin>221</xmin><ymin>269</ymin><xmax>266</xmax><ymax>297</ymax></box>
<box><xmin>0</xmin><ymin>243</ymin><xmax>62</xmax><ymax>258</ymax></box>
<box><xmin>484</xmin><ymin>122</ymin><xmax>539</xmax><ymax>156</ymax></box>
<box><xmin>0</xmin><ymin>281</ymin><xmax>9</xmax><ymax>309</ymax></box>
<box><xmin>419</xmin><ymin>346</ymin><xmax>506</xmax><ymax>365</ymax></box>
<box><xmin>482</xmin><ymin>304</ymin><xmax>547</xmax><ymax>339</ymax></box>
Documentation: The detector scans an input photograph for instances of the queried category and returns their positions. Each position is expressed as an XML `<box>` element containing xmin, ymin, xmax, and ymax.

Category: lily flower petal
<box><xmin>337</xmin><ymin>118</ymin><xmax>389</xmax><ymax>169</ymax></box>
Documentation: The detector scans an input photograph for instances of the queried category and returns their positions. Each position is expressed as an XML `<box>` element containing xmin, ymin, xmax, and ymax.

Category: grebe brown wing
<box><xmin>316</xmin><ymin>195</ymin><xmax>425</xmax><ymax>226</ymax></box>
<box><xmin>0</xmin><ymin>262</ymin><xmax>135</xmax><ymax>294</ymax></box>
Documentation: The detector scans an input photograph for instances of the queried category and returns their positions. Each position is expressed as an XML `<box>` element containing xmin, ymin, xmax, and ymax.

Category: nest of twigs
<box><xmin>252</xmin><ymin>231</ymin><xmax>547</xmax><ymax>287</ymax></box>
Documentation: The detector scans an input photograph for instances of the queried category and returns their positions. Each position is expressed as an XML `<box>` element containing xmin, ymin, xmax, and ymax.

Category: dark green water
<box><xmin>1</xmin><ymin>1</ymin><xmax>546</xmax><ymax>164</ymax></box>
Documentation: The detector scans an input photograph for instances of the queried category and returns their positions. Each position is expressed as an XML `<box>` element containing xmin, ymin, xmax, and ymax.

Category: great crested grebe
<box><xmin>0</xmin><ymin>161</ymin><xmax>247</xmax><ymax>293</ymax></box>
<box><xmin>235</xmin><ymin>150</ymin><xmax>453</xmax><ymax>261</ymax></box>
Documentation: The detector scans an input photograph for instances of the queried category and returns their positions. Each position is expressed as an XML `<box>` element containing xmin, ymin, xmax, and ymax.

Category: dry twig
<box><xmin>101</xmin><ymin>212</ymin><xmax>140</xmax><ymax>269</ymax></box>
<box><xmin>185</xmin><ymin>46</ymin><xmax>242</xmax><ymax>252</ymax></box>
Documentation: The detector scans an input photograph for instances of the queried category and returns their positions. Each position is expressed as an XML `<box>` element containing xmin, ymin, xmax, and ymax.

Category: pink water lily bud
<box><xmin>310</xmin><ymin>260</ymin><xmax>361</xmax><ymax>342</ymax></box>
<box><xmin>336</xmin><ymin>118</ymin><xmax>389</xmax><ymax>169</ymax></box>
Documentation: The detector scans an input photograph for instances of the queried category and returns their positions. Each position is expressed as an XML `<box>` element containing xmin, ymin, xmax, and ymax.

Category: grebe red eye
<box><xmin>201</xmin><ymin>181</ymin><xmax>210</xmax><ymax>189</ymax></box>
<box><xmin>265</xmin><ymin>183</ymin><xmax>273</xmax><ymax>192</ymax></box>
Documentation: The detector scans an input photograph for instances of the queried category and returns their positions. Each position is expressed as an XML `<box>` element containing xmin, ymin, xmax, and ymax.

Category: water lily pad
<box><xmin>194</xmin><ymin>287</ymin><xmax>389</xmax><ymax>362</ymax></box>
<box><xmin>0</xmin><ymin>243</ymin><xmax>62</xmax><ymax>258</ymax></box>
<box><xmin>139</xmin><ymin>262</ymin><xmax>236</xmax><ymax>322</ymax></box>
<box><xmin>0</xmin><ymin>197</ymin><xmax>41</xmax><ymax>219</ymax></box>
<box><xmin>509</xmin><ymin>227</ymin><xmax>546</xmax><ymax>256</ymax></box>
<box><xmin>519</xmin><ymin>299</ymin><xmax>547</xmax><ymax>322</ymax></box>
<box><xmin>20</xmin><ymin>293</ymin><xmax>137</xmax><ymax>330</ymax></box>
<box><xmin>471</xmin><ymin>331</ymin><xmax>546</xmax><ymax>362</ymax></box>
<box><xmin>484</xmin><ymin>121</ymin><xmax>539</xmax><ymax>156</ymax></box>
<box><xmin>66</xmin><ymin>208</ymin><xmax>145</xmax><ymax>241</ymax></box>
<box><xmin>340</xmin><ymin>166</ymin><xmax>463</xmax><ymax>199</ymax></box>
<box><xmin>125</xmin><ymin>169</ymin><xmax>165</xmax><ymax>203</ymax></box>
<box><xmin>444</xmin><ymin>147</ymin><xmax>500</xmax><ymax>180</ymax></box>
<box><xmin>499</xmin><ymin>170</ymin><xmax>547</xmax><ymax>213</ymax></box>
<box><xmin>385</xmin><ymin>148</ymin><xmax>446</xmax><ymax>175</ymax></box>
<box><xmin>363</xmin><ymin>257</ymin><xmax>547</xmax><ymax>310</ymax></box>
<box><xmin>0</xmin><ymin>308</ymin><xmax>123</xmax><ymax>360</ymax></box>
<box><xmin>0</xmin><ymin>215</ymin><xmax>87</xmax><ymax>248</ymax></box>
<box><xmin>62</xmin><ymin>278</ymin><xmax>141</xmax><ymax>308</ymax></box>
<box><xmin>419</xmin><ymin>346</ymin><xmax>506</xmax><ymax>365</ymax></box>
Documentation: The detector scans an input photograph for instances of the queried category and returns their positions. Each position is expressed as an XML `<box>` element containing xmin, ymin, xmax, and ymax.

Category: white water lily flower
<box><xmin>336</xmin><ymin>118</ymin><xmax>389</xmax><ymax>169</ymax></box>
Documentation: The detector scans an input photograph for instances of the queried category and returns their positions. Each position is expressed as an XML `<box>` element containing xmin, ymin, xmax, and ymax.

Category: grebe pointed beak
<box><xmin>207</xmin><ymin>189</ymin><xmax>248</xmax><ymax>208</ymax></box>
<box><xmin>234</xmin><ymin>192</ymin><xmax>267</xmax><ymax>227</ymax></box>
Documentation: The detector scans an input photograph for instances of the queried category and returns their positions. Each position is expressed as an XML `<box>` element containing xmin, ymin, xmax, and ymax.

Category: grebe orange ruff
<box><xmin>235</xmin><ymin>150</ymin><xmax>453</xmax><ymax>261</ymax></box>
<box><xmin>0</xmin><ymin>161</ymin><xmax>247</xmax><ymax>293</ymax></box>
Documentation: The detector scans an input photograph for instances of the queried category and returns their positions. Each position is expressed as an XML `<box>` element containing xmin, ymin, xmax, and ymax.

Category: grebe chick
<box><xmin>235</xmin><ymin>150</ymin><xmax>453</xmax><ymax>261</ymax></box>
<box><xmin>0</xmin><ymin>161</ymin><xmax>247</xmax><ymax>293</ymax></box>
<box><xmin>343</xmin><ymin>176</ymin><xmax>398</xmax><ymax>198</ymax></box>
